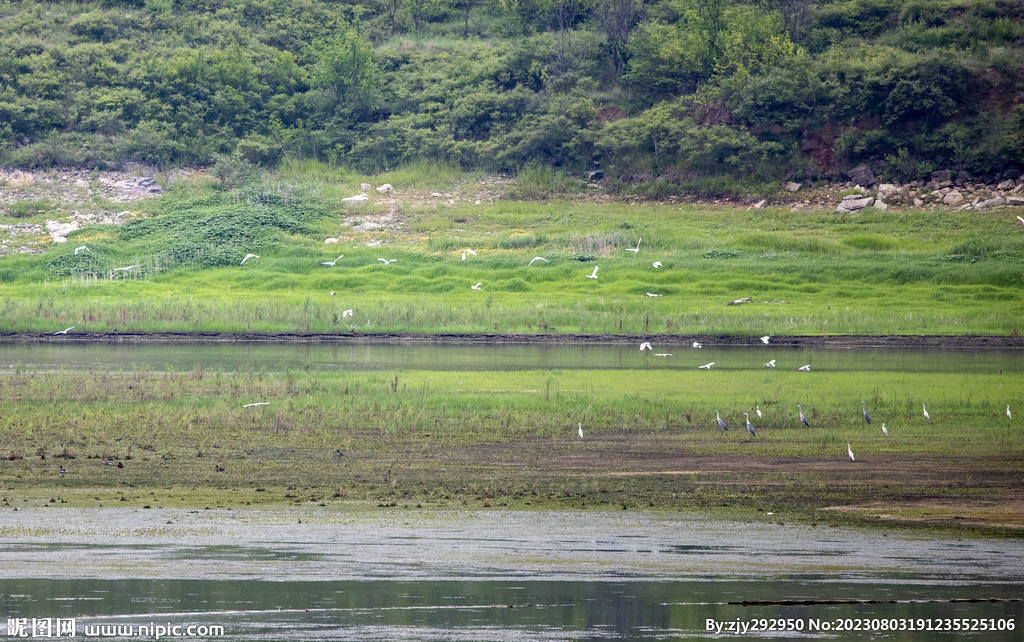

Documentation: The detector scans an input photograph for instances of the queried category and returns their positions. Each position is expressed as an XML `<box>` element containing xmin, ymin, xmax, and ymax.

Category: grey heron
<box><xmin>528</xmin><ymin>257</ymin><xmax>549</xmax><ymax>266</ymax></box>
<box><xmin>53</xmin><ymin>326</ymin><xmax>74</xmax><ymax>335</ymax></box>
<box><xmin>744</xmin><ymin>412</ymin><xmax>755</xmax><ymax>437</ymax></box>
<box><xmin>625</xmin><ymin>239</ymin><xmax>641</xmax><ymax>253</ymax></box>
<box><xmin>240</xmin><ymin>254</ymin><xmax>259</xmax><ymax>264</ymax></box>
<box><xmin>321</xmin><ymin>255</ymin><xmax>344</xmax><ymax>266</ymax></box>
<box><xmin>847</xmin><ymin>443</ymin><xmax>854</xmax><ymax>462</ymax></box>
<box><xmin>716</xmin><ymin>411</ymin><xmax>728</xmax><ymax>431</ymax></box>
<box><xmin>242</xmin><ymin>402</ymin><xmax>269</xmax><ymax>408</ymax></box>
<box><xmin>585</xmin><ymin>265</ymin><xmax>599</xmax><ymax>279</ymax></box>
<box><xmin>462</xmin><ymin>249</ymin><xmax>477</xmax><ymax>260</ymax></box>
<box><xmin>698</xmin><ymin>362</ymin><xmax>714</xmax><ymax>369</ymax></box>
<box><xmin>922</xmin><ymin>404</ymin><xmax>930</xmax><ymax>419</ymax></box>
<box><xmin>471</xmin><ymin>282</ymin><xmax>482</xmax><ymax>290</ymax></box>
<box><xmin>797</xmin><ymin>404</ymin><xmax>809</xmax><ymax>427</ymax></box>
<box><xmin>861</xmin><ymin>400</ymin><xmax>871</xmax><ymax>424</ymax></box>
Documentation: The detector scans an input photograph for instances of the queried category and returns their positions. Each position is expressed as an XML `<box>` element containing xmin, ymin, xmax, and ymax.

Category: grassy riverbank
<box><xmin>2</xmin><ymin>368</ymin><xmax>1020</xmax><ymax>534</ymax></box>
<box><xmin>3</xmin><ymin>169</ymin><xmax>1024</xmax><ymax>336</ymax></box>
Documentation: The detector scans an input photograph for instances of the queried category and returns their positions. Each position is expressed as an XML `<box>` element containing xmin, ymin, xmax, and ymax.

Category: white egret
<box><xmin>692</xmin><ymin>341</ymin><xmax>702</xmax><ymax>348</ymax></box>
<box><xmin>1018</xmin><ymin>216</ymin><xmax>1024</xmax><ymax>225</ymax></box>
<box><xmin>462</xmin><ymin>249</ymin><xmax>477</xmax><ymax>260</ymax></box>
<box><xmin>240</xmin><ymin>254</ymin><xmax>259</xmax><ymax>264</ymax></box>
<box><xmin>640</xmin><ymin>342</ymin><xmax>652</xmax><ymax>351</ymax></box>
<box><xmin>652</xmin><ymin>262</ymin><xmax>662</xmax><ymax>268</ymax></box>
<box><xmin>798</xmin><ymin>364</ymin><xmax>811</xmax><ymax>371</ymax></box>
<box><xmin>343</xmin><ymin>310</ymin><xmax>353</xmax><ymax>318</ymax></box>
<box><xmin>760</xmin><ymin>335</ymin><xmax>770</xmax><ymax>344</ymax></box>
<box><xmin>861</xmin><ymin>400</ymin><xmax>871</xmax><ymax>424</ymax></box>
<box><xmin>378</xmin><ymin>258</ymin><xmax>396</xmax><ymax>265</ymax></box>
<box><xmin>646</xmin><ymin>293</ymin><xmax>662</xmax><ymax>297</ymax></box>
<box><xmin>242</xmin><ymin>402</ymin><xmax>270</xmax><ymax>408</ymax></box>
<box><xmin>698</xmin><ymin>362</ymin><xmax>714</xmax><ymax>370</ymax></box>
<box><xmin>797</xmin><ymin>404</ymin><xmax>809</xmax><ymax>427</ymax></box>
<box><xmin>112</xmin><ymin>265</ymin><xmax>138</xmax><ymax>272</ymax></box>
<box><xmin>882</xmin><ymin>423</ymin><xmax>888</xmax><ymax>436</ymax></box>
<box><xmin>471</xmin><ymin>282</ymin><xmax>482</xmax><ymax>290</ymax></box>
<box><xmin>53</xmin><ymin>326</ymin><xmax>74</xmax><ymax>335</ymax></box>
<box><xmin>321</xmin><ymin>255</ymin><xmax>344</xmax><ymax>266</ymax></box>
<box><xmin>330</xmin><ymin>292</ymin><xmax>336</xmax><ymax>296</ymax></box>
<box><xmin>74</xmin><ymin>246</ymin><xmax>89</xmax><ymax>255</ymax></box>
<box><xmin>625</xmin><ymin>239</ymin><xmax>641</xmax><ymax>253</ymax></box>
<box><xmin>756</xmin><ymin>405</ymin><xmax>762</xmax><ymax>419</ymax></box>
<box><xmin>847</xmin><ymin>443</ymin><xmax>855</xmax><ymax>462</ymax></box>
<box><xmin>654</xmin><ymin>353</ymin><xmax>672</xmax><ymax>357</ymax></box>
<box><xmin>578</xmin><ymin>423</ymin><xmax>584</xmax><ymax>439</ymax></box>
<box><xmin>1007</xmin><ymin>405</ymin><xmax>1011</xmax><ymax>419</ymax></box>
<box><xmin>765</xmin><ymin>359</ymin><xmax>776</xmax><ymax>368</ymax></box>
<box><xmin>716</xmin><ymin>411</ymin><xmax>728</xmax><ymax>431</ymax></box>
<box><xmin>528</xmin><ymin>257</ymin><xmax>549</xmax><ymax>266</ymax></box>
<box><xmin>585</xmin><ymin>265</ymin><xmax>599</xmax><ymax>279</ymax></box>
<box><xmin>744</xmin><ymin>412</ymin><xmax>755</xmax><ymax>437</ymax></box>
<box><xmin>922</xmin><ymin>404</ymin><xmax>930</xmax><ymax>419</ymax></box>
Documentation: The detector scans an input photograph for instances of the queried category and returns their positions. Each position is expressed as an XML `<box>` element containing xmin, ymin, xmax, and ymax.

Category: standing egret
<box><xmin>321</xmin><ymin>255</ymin><xmax>344</xmax><ymax>266</ymax></box>
<box><xmin>760</xmin><ymin>336</ymin><xmax>770</xmax><ymax>344</ymax></box>
<box><xmin>471</xmin><ymin>283</ymin><xmax>482</xmax><ymax>290</ymax></box>
<box><xmin>756</xmin><ymin>405</ymin><xmax>762</xmax><ymax>419</ymax></box>
<box><xmin>528</xmin><ymin>257</ymin><xmax>549</xmax><ymax>266</ymax></box>
<box><xmin>716</xmin><ymin>411</ymin><xmax>728</xmax><ymax>431</ymax></box>
<box><xmin>640</xmin><ymin>342</ymin><xmax>652</xmax><ymax>351</ymax></box>
<box><xmin>797</xmin><ymin>404</ymin><xmax>809</xmax><ymax>427</ymax></box>
<box><xmin>585</xmin><ymin>265</ymin><xmax>599</xmax><ymax>279</ymax></box>
<box><xmin>652</xmin><ymin>262</ymin><xmax>662</xmax><ymax>268</ymax></box>
<box><xmin>343</xmin><ymin>309</ymin><xmax>353</xmax><ymax>318</ymax></box>
<box><xmin>578</xmin><ymin>423</ymin><xmax>584</xmax><ymax>439</ymax></box>
<box><xmin>462</xmin><ymin>249</ymin><xmax>477</xmax><ymax>260</ymax></box>
<box><xmin>692</xmin><ymin>341</ymin><xmax>702</xmax><ymax>348</ymax></box>
<box><xmin>698</xmin><ymin>362</ymin><xmax>714</xmax><ymax>370</ymax></box>
<box><xmin>74</xmin><ymin>246</ymin><xmax>90</xmax><ymax>255</ymax></box>
<box><xmin>922</xmin><ymin>404</ymin><xmax>930</xmax><ymax>419</ymax></box>
<box><xmin>53</xmin><ymin>326</ymin><xmax>74</xmax><ymax>335</ymax></box>
<box><xmin>240</xmin><ymin>254</ymin><xmax>259</xmax><ymax>264</ymax></box>
<box><xmin>1007</xmin><ymin>405</ymin><xmax>1012</xmax><ymax>419</ymax></box>
<box><xmin>625</xmin><ymin>239</ymin><xmax>641</xmax><ymax>253</ymax></box>
<box><xmin>798</xmin><ymin>364</ymin><xmax>811</xmax><ymax>371</ymax></box>
<box><xmin>744</xmin><ymin>412</ymin><xmax>755</xmax><ymax>437</ymax></box>
<box><xmin>882</xmin><ymin>423</ymin><xmax>888</xmax><ymax>436</ymax></box>
<box><xmin>378</xmin><ymin>258</ymin><xmax>396</xmax><ymax>265</ymax></box>
<box><xmin>861</xmin><ymin>400</ymin><xmax>871</xmax><ymax>424</ymax></box>
<box><xmin>765</xmin><ymin>360</ymin><xmax>776</xmax><ymax>368</ymax></box>
<box><xmin>847</xmin><ymin>444</ymin><xmax>855</xmax><ymax>462</ymax></box>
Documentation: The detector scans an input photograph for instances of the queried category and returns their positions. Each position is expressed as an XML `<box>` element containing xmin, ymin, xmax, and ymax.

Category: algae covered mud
<box><xmin>1</xmin><ymin>508</ymin><xmax>1022</xmax><ymax>640</ymax></box>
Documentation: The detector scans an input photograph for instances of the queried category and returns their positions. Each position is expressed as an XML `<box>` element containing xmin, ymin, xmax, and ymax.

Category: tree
<box><xmin>550</xmin><ymin>0</ymin><xmax>583</xmax><ymax>73</ymax></box>
<box><xmin>311</xmin><ymin>22</ymin><xmax>377</xmax><ymax>120</ymax></box>
<box><xmin>405</xmin><ymin>0</ymin><xmax>444</xmax><ymax>37</ymax></box>
<box><xmin>597</xmin><ymin>0</ymin><xmax>646</xmax><ymax>80</ymax></box>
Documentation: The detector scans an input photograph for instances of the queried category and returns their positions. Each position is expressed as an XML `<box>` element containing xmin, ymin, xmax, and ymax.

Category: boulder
<box><xmin>753</xmin><ymin>199</ymin><xmax>767</xmax><ymax>209</ymax></box>
<box><xmin>997</xmin><ymin>179</ymin><xmax>1015</xmax><ymax>191</ymax></box>
<box><xmin>360</xmin><ymin>183</ymin><xmax>371</xmax><ymax>192</ymax></box>
<box><xmin>1006</xmin><ymin>196</ymin><xmax>1024</xmax><ymax>206</ymax></box>
<box><xmin>376</xmin><ymin>183</ymin><xmax>393</xmax><ymax>194</ymax></box>
<box><xmin>873</xmin><ymin>199</ymin><xmax>888</xmax><ymax>210</ymax></box>
<box><xmin>1003</xmin><ymin>167</ymin><xmax>1022</xmax><ymax>180</ymax></box>
<box><xmin>836</xmin><ymin>195</ymin><xmax>874</xmax><ymax>213</ymax></box>
<box><xmin>942</xmin><ymin>191</ymin><xmax>964</xmax><ymax>206</ymax></box>
<box><xmin>847</xmin><ymin>164</ymin><xmax>875</xmax><ymax>186</ymax></box>
<box><xmin>325</xmin><ymin>238</ymin><xmax>339</xmax><ymax>244</ymax></box>
<box><xmin>587</xmin><ymin>169</ymin><xmax>605</xmax><ymax>180</ymax></box>
<box><xmin>784</xmin><ymin>181</ymin><xmax>801</xmax><ymax>192</ymax></box>
<box><xmin>930</xmin><ymin>169</ymin><xmax>952</xmax><ymax>182</ymax></box>
<box><xmin>877</xmin><ymin>183</ymin><xmax>898</xmax><ymax>198</ymax></box>
<box><xmin>342</xmin><ymin>194</ymin><xmax>369</xmax><ymax>204</ymax></box>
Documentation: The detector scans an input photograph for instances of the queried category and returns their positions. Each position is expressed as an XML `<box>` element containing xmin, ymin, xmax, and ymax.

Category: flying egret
<box><xmin>646</xmin><ymin>293</ymin><xmax>662</xmax><ymax>297</ymax></box>
<box><xmin>692</xmin><ymin>341</ymin><xmax>702</xmax><ymax>348</ymax></box>
<box><xmin>578</xmin><ymin>423</ymin><xmax>584</xmax><ymax>439</ymax></box>
<box><xmin>765</xmin><ymin>359</ymin><xmax>776</xmax><ymax>368</ymax></box>
<box><xmin>321</xmin><ymin>255</ymin><xmax>344</xmax><ymax>266</ymax></box>
<box><xmin>378</xmin><ymin>258</ymin><xmax>396</xmax><ymax>265</ymax></box>
<box><xmin>240</xmin><ymin>254</ymin><xmax>259</xmax><ymax>264</ymax></box>
<box><xmin>528</xmin><ymin>257</ymin><xmax>549</xmax><ymax>266</ymax></box>
<box><xmin>861</xmin><ymin>400</ymin><xmax>871</xmax><ymax>424</ymax></box>
<box><xmin>625</xmin><ymin>238</ymin><xmax>641</xmax><ymax>253</ymax></box>
<box><xmin>716</xmin><ymin>411</ymin><xmax>728</xmax><ymax>431</ymax></box>
<box><xmin>922</xmin><ymin>404</ymin><xmax>930</xmax><ymax>419</ymax></box>
<box><xmin>798</xmin><ymin>364</ymin><xmax>811</xmax><ymax>371</ymax></box>
<box><xmin>654</xmin><ymin>353</ymin><xmax>672</xmax><ymax>357</ymax></box>
<box><xmin>53</xmin><ymin>326</ymin><xmax>74</xmax><ymax>335</ymax></box>
<box><xmin>242</xmin><ymin>402</ymin><xmax>269</xmax><ymax>408</ymax></box>
<box><xmin>797</xmin><ymin>404</ymin><xmax>809</xmax><ymax>427</ymax></box>
<box><xmin>471</xmin><ymin>282</ymin><xmax>482</xmax><ymax>290</ymax></box>
<box><xmin>882</xmin><ymin>423</ymin><xmax>888</xmax><ymax>436</ymax></box>
<box><xmin>1018</xmin><ymin>216</ymin><xmax>1024</xmax><ymax>225</ymax></box>
<box><xmin>744</xmin><ymin>412</ymin><xmax>755</xmax><ymax>437</ymax></box>
<box><xmin>652</xmin><ymin>262</ymin><xmax>662</xmax><ymax>268</ymax></box>
<box><xmin>343</xmin><ymin>309</ymin><xmax>353</xmax><ymax>318</ymax></box>
<box><xmin>462</xmin><ymin>249</ymin><xmax>477</xmax><ymax>260</ymax></box>
<box><xmin>74</xmin><ymin>246</ymin><xmax>89</xmax><ymax>255</ymax></box>
<box><xmin>760</xmin><ymin>335</ymin><xmax>770</xmax><ymax>344</ymax></box>
<box><xmin>585</xmin><ymin>265</ymin><xmax>599</xmax><ymax>279</ymax></box>
<box><xmin>756</xmin><ymin>405</ymin><xmax>762</xmax><ymax>419</ymax></box>
<box><xmin>698</xmin><ymin>362</ymin><xmax>714</xmax><ymax>370</ymax></box>
<box><xmin>640</xmin><ymin>342</ymin><xmax>652</xmax><ymax>351</ymax></box>
<box><xmin>112</xmin><ymin>265</ymin><xmax>138</xmax><ymax>272</ymax></box>
<box><xmin>1007</xmin><ymin>405</ymin><xmax>1012</xmax><ymax>419</ymax></box>
<box><xmin>847</xmin><ymin>443</ymin><xmax>855</xmax><ymax>462</ymax></box>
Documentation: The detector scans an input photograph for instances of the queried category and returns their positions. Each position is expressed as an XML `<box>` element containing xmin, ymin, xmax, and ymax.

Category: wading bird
<box><xmin>585</xmin><ymin>265</ymin><xmax>599</xmax><ymax>279</ymax></box>
<box><xmin>240</xmin><ymin>254</ymin><xmax>258</xmax><ymax>265</ymax></box>
<box><xmin>528</xmin><ymin>257</ymin><xmax>549</xmax><ymax>266</ymax></box>
<box><xmin>652</xmin><ymin>262</ymin><xmax>662</xmax><ymax>268</ymax></box>
<box><xmin>321</xmin><ymin>255</ymin><xmax>344</xmax><ymax>266</ymax></box>
<box><xmin>765</xmin><ymin>360</ymin><xmax>775</xmax><ymax>368</ymax></box>
<box><xmin>797</xmin><ymin>404</ymin><xmax>809</xmax><ymax>427</ymax></box>
<box><xmin>756</xmin><ymin>405</ymin><xmax>762</xmax><ymax>419</ymax></box>
<box><xmin>798</xmin><ymin>364</ymin><xmax>811</xmax><ymax>371</ymax></box>
<box><xmin>59</xmin><ymin>465</ymin><xmax>65</xmax><ymax>475</ymax></box>
<box><xmin>698</xmin><ymin>362</ymin><xmax>714</xmax><ymax>370</ymax></box>
<box><xmin>654</xmin><ymin>353</ymin><xmax>672</xmax><ymax>357</ymax></box>
<box><xmin>74</xmin><ymin>246</ymin><xmax>89</xmax><ymax>255</ymax></box>
<box><xmin>744</xmin><ymin>412</ymin><xmax>755</xmax><ymax>437</ymax></box>
<box><xmin>692</xmin><ymin>341</ymin><xmax>702</xmax><ymax>348</ymax></box>
<box><xmin>578</xmin><ymin>423</ymin><xmax>583</xmax><ymax>439</ymax></box>
<box><xmin>922</xmin><ymin>404</ymin><xmax>930</xmax><ymax>419</ymax></box>
<box><xmin>640</xmin><ymin>342</ymin><xmax>652</xmax><ymax>351</ymax></box>
<box><xmin>378</xmin><ymin>258</ymin><xmax>396</xmax><ymax>265</ymax></box>
<box><xmin>716</xmin><ymin>411</ymin><xmax>728</xmax><ymax>431</ymax></box>
<box><xmin>102</xmin><ymin>459</ymin><xmax>111</xmax><ymax>466</ymax></box>
<box><xmin>343</xmin><ymin>309</ymin><xmax>353</xmax><ymax>318</ymax></box>
<box><xmin>462</xmin><ymin>249</ymin><xmax>476</xmax><ymax>260</ymax></box>
<box><xmin>646</xmin><ymin>293</ymin><xmax>662</xmax><ymax>297</ymax></box>
<box><xmin>471</xmin><ymin>282</ymin><xmax>482</xmax><ymax>290</ymax></box>
<box><xmin>242</xmin><ymin>402</ymin><xmax>269</xmax><ymax>408</ymax></box>
<box><xmin>862</xmin><ymin>400</ymin><xmax>871</xmax><ymax>424</ymax></box>
<box><xmin>53</xmin><ymin>326</ymin><xmax>74</xmax><ymax>335</ymax></box>
<box><xmin>1018</xmin><ymin>216</ymin><xmax>1024</xmax><ymax>225</ymax></box>
<box><xmin>760</xmin><ymin>336</ymin><xmax>770</xmax><ymax>344</ymax></box>
<box><xmin>330</xmin><ymin>292</ymin><xmax>336</xmax><ymax>296</ymax></box>
<box><xmin>113</xmin><ymin>265</ymin><xmax>138</xmax><ymax>272</ymax></box>
<box><xmin>336</xmin><ymin>450</ymin><xmax>346</xmax><ymax>457</ymax></box>
<box><xmin>847</xmin><ymin>443</ymin><xmax>855</xmax><ymax>462</ymax></box>
<box><xmin>882</xmin><ymin>423</ymin><xmax>888</xmax><ymax>436</ymax></box>
<box><xmin>625</xmin><ymin>239</ymin><xmax>641</xmax><ymax>253</ymax></box>
<box><xmin>1007</xmin><ymin>405</ymin><xmax>1012</xmax><ymax>419</ymax></box>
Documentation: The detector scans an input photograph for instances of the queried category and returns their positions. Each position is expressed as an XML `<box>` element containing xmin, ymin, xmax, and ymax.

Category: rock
<box><xmin>342</xmin><ymin>194</ymin><xmax>369</xmax><ymax>204</ymax></box>
<box><xmin>753</xmin><ymin>200</ymin><xmax>767</xmax><ymax>209</ymax></box>
<box><xmin>324</xmin><ymin>238</ymin><xmax>339</xmax><ymax>244</ymax></box>
<box><xmin>430</xmin><ymin>192</ymin><xmax>442</xmax><ymax>197</ymax></box>
<box><xmin>913</xmin><ymin>198</ymin><xmax>923</xmax><ymax>207</ymax></box>
<box><xmin>360</xmin><ymin>183</ymin><xmax>371</xmax><ymax>193</ymax></box>
<box><xmin>836</xmin><ymin>195</ymin><xmax>874</xmax><ymax>213</ymax></box>
<box><xmin>930</xmin><ymin>169</ymin><xmax>952</xmax><ymax>182</ymax></box>
<box><xmin>982</xmin><ymin>197</ymin><xmax>1006</xmax><ymax>208</ymax></box>
<box><xmin>376</xmin><ymin>183</ymin><xmax>393</xmax><ymax>194</ymax></box>
<box><xmin>997</xmin><ymin>179</ymin><xmax>1015</xmax><ymax>191</ymax></box>
<box><xmin>800</xmin><ymin>139</ymin><xmax>815</xmax><ymax>151</ymax></box>
<box><xmin>1004</xmin><ymin>168</ymin><xmax>1021</xmax><ymax>180</ymax></box>
<box><xmin>956</xmin><ymin>203</ymin><xmax>973</xmax><ymax>211</ymax></box>
<box><xmin>942</xmin><ymin>191</ymin><xmax>964</xmax><ymax>206</ymax></box>
<box><xmin>45</xmin><ymin>220</ymin><xmax>80</xmax><ymax>243</ymax></box>
<box><xmin>937</xmin><ymin>180</ymin><xmax>953</xmax><ymax>189</ymax></box>
<box><xmin>877</xmin><ymin>183</ymin><xmax>898</xmax><ymax>198</ymax></box>
<box><xmin>784</xmin><ymin>181</ymin><xmax>801</xmax><ymax>192</ymax></box>
<box><xmin>847</xmin><ymin>164</ymin><xmax>875</xmax><ymax>186</ymax></box>
<box><xmin>1006</xmin><ymin>196</ymin><xmax>1024</xmax><ymax>206</ymax></box>
<box><xmin>873</xmin><ymin>199</ymin><xmax>888</xmax><ymax>210</ymax></box>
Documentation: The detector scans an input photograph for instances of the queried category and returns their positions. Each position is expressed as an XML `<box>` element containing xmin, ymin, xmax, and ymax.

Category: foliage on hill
<box><xmin>1</xmin><ymin>0</ymin><xmax>1022</xmax><ymax>186</ymax></box>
